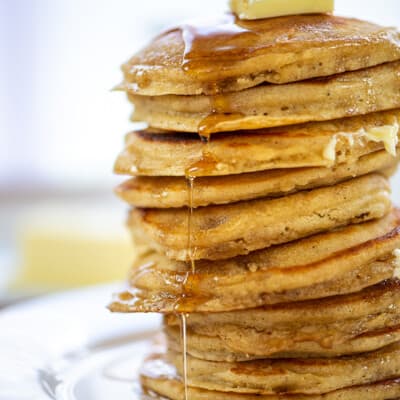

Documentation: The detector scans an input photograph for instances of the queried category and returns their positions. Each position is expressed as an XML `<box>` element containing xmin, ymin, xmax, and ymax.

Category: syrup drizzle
<box><xmin>178</xmin><ymin>132</ymin><xmax>216</xmax><ymax>400</ymax></box>
<box><xmin>186</xmin><ymin>175</ymin><xmax>196</xmax><ymax>274</ymax></box>
<box><xmin>178</xmin><ymin>13</ymin><xmax>341</xmax><ymax>75</ymax></box>
<box><xmin>180</xmin><ymin>313</ymin><xmax>189</xmax><ymax>400</ymax></box>
<box><xmin>179</xmin><ymin>160</ymin><xmax>198</xmax><ymax>400</ymax></box>
<box><xmin>180</xmin><ymin>13</ymin><xmax>259</xmax><ymax>73</ymax></box>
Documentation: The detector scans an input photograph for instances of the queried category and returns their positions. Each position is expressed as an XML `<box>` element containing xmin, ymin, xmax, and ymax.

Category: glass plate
<box><xmin>0</xmin><ymin>284</ymin><xmax>160</xmax><ymax>399</ymax></box>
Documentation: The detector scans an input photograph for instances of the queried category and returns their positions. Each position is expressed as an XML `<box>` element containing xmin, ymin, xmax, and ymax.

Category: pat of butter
<box><xmin>323</xmin><ymin>135</ymin><xmax>337</xmax><ymax>162</ymax></box>
<box><xmin>393</xmin><ymin>249</ymin><xmax>400</xmax><ymax>279</ymax></box>
<box><xmin>230</xmin><ymin>0</ymin><xmax>334</xmax><ymax>20</ymax></box>
<box><xmin>13</xmin><ymin>204</ymin><xmax>137</xmax><ymax>290</ymax></box>
<box><xmin>363</xmin><ymin>122</ymin><xmax>399</xmax><ymax>157</ymax></box>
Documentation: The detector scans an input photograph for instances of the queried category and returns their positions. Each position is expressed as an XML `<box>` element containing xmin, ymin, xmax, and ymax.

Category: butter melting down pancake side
<box><xmin>127</xmin><ymin>174</ymin><xmax>391</xmax><ymax>261</ymax></box>
<box><xmin>109</xmin><ymin>209</ymin><xmax>400</xmax><ymax>313</ymax></box>
<box><xmin>120</xmin><ymin>14</ymin><xmax>400</xmax><ymax>95</ymax></box>
<box><xmin>129</xmin><ymin>61</ymin><xmax>400</xmax><ymax>134</ymax></box>
<box><xmin>164</xmin><ymin>280</ymin><xmax>400</xmax><ymax>360</ymax></box>
<box><xmin>114</xmin><ymin>109</ymin><xmax>400</xmax><ymax>177</ymax></box>
<box><xmin>116</xmin><ymin>150</ymin><xmax>399</xmax><ymax>208</ymax></box>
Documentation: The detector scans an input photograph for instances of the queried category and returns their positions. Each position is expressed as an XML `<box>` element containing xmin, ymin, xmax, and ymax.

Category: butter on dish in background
<box><xmin>12</xmin><ymin>205</ymin><xmax>136</xmax><ymax>292</ymax></box>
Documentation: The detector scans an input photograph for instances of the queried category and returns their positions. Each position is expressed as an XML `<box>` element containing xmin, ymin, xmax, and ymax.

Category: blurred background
<box><xmin>0</xmin><ymin>0</ymin><xmax>399</xmax><ymax>305</ymax></box>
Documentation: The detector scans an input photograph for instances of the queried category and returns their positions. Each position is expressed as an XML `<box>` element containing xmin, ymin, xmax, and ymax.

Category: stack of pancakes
<box><xmin>110</xmin><ymin>12</ymin><xmax>400</xmax><ymax>399</ymax></box>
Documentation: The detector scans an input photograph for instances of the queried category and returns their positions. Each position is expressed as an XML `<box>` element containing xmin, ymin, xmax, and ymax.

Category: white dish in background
<box><xmin>0</xmin><ymin>285</ymin><xmax>160</xmax><ymax>400</ymax></box>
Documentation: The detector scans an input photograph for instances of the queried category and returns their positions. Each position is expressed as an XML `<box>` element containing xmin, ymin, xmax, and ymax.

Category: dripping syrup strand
<box><xmin>180</xmin><ymin>313</ymin><xmax>189</xmax><ymax>400</ymax></box>
<box><xmin>180</xmin><ymin>134</ymin><xmax>214</xmax><ymax>400</ymax></box>
<box><xmin>187</xmin><ymin>175</ymin><xmax>196</xmax><ymax>274</ymax></box>
<box><xmin>180</xmin><ymin>174</ymin><xmax>196</xmax><ymax>400</ymax></box>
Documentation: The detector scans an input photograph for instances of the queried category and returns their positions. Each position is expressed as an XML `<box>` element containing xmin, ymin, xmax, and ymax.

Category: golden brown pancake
<box><xmin>141</xmin><ymin>377</ymin><xmax>400</xmax><ymax>400</ymax></box>
<box><xmin>119</xmin><ymin>14</ymin><xmax>400</xmax><ymax>95</ymax></box>
<box><xmin>110</xmin><ymin>209</ymin><xmax>400</xmax><ymax>313</ymax></box>
<box><xmin>129</xmin><ymin>61</ymin><xmax>400</xmax><ymax>134</ymax></box>
<box><xmin>116</xmin><ymin>150</ymin><xmax>399</xmax><ymax>208</ymax></box>
<box><xmin>165</xmin><ymin>280</ymin><xmax>400</xmax><ymax>360</ymax></box>
<box><xmin>167</xmin><ymin>343</ymin><xmax>400</xmax><ymax>395</ymax></box>
<box><xmin>140</xmin><ymin>345</ymin><xmax>400</xmax><ymax>399</ymax></box>
<box><xmin>114</xmin><ymin>109</ymin><xmax>400</xmax><ymax>177</ymax></box>
<box><xmin>128</xmin><ymin>174</ymin><xmax>391</xmax><ymax>261</ymax></box>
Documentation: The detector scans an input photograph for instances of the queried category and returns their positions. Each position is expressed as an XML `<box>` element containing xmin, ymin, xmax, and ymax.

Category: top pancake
<box><xmin>119</xmin><ymin>14</ymin><xmax>400</xmax><ymax>96</ymax></box>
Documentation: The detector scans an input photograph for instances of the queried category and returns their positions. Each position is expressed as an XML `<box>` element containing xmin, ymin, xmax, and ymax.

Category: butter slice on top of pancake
<box><xmin>230</xmin><ymin>0</ymin><xmax>334</xmax><ymax>20</ymax></box>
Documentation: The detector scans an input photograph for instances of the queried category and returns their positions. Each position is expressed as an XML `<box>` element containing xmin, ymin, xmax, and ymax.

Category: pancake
<box><xmin>110</xmin><ymin>209</ymin><xmax>400</xmax><ymax>313</ymax></box>
<box><xmin>128</xmin><ymin>174</ymin><xmax>391</xmax><ymax>261</ymax></box>
<box><xmin>114</xmin><ymin>109</ymin><xmax>400</xmax><ymax>177</ymax></box>
<box><xmin>129</xmin><ymin>61</ymin><xmax>400</xmax><ymax>134</ymax></box>
<box><xmin>165</xmin><ymin>280</ymin><xmax>400</xmax><ymax>361</ymax></box>
<box><xmin>167</xmin><ymin>343</ymin><xmax>400</xmax><ymax>395</ymax></box>
<box><xmin>116</xmin><ymin>150</ymin><xmax>399</xmax><ymax>208</ymax></box>
<box><xmin>140</xmin><ymin>348</ymin><xmax>400</xmax><ymax>399</ymax></box>
<box><xmin>119</xmin><ymin>14</ymin><xmax>400</xmax><ymax>96</ymax></box>
<box><xmin>140</xmin><ymin>378</ymin><xmax>400</xmax><ymax>400</ymax></box>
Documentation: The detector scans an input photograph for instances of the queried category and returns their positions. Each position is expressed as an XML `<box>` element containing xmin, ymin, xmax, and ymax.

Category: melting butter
<box><xmin>394</xmin><ymin>249</ymin><xmax>400</xmax><ymax>279</ymax></box>
<box><xmin>322</xmin><ymin>121</ymin><xmax>399</xmax><ymax>163</ymax></box>
<box><xmin>323</xmin><ymin>135</ymin><xmax>337</xmax><ymax>162</ymax></box>
<box><xmin>362</xmin><ymin>122</ymin><xmax>399</xmax><ymax>157</ymax></box>
<box><xmin>230</xmin><ymin>0</ymin><xmax>334</xmax><ymax>20</ymax></box>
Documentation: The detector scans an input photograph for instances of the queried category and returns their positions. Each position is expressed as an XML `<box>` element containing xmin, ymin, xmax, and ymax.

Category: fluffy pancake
<box><xmin>165</xmin><ymin>280</ymin><xmax>400</xmax><ymax>360</ymax></box>
<box><xmin>114</xmin><ymin>109</ymin><xmax>400</xmax><ymax>177</ymax></box>
<box><xmin>116</xmin><ymin>150</ymin><xmax>398</xmax><ymax>208</ymax></box>
<box><xmin>141</xmin><ymin>377</ymin><xmax>400</xmax><ymax>400</ymax></box>
<box><xmin>128</xmin><ymin>174</ymin><xmax>391</xmax><ymax>261</ymax></box>
<box><xmin>120</xmin><ymin>14</ymin><xmax>400</xmax><ymax>95</ymax></box>
<box><xmin>110</xmin><ymin>209</ymin><xmax>400</xmax><ymax>313</ymax></box>
<box><xmin>140</xmin><ymin>347</ymin><xmax>400</xmax><ymax>399</ymax></box>
<box><xmin>167</xmin><ymin>343</ymin><xmax>400</xmax><ymax>395</ymax></box>
<box><xmin>129</xmin><ymin>61</ymin><xmax>400</xmax><ymax>134</ymax></box>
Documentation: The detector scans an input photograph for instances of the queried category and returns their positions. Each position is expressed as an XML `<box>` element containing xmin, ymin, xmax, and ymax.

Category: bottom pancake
<box><xmin>165</xmin><ymin>280</ymin><xmax>400</xmax><ymax>361</ymax></box>
<box><xmin>140</xmin><ymin>376</ymin><xmax>400</xmax><ymax>400</ymax></box>
<box><xmin>140</xmin><ymin>343</ymin><xmax>400</xmax><ymax>399</ymax></box>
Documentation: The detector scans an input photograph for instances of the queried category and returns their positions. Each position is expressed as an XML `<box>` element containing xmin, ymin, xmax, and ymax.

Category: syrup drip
<box><xmin>198</xmin><ymin>113</ymin><xmax>245</xmax><ymax>137</ymax></box>
<box><xmin>180</xmin><ymin>14</ymin><xmax>260</xmax><ymax>72</ymax></box>
<box><xmin>178</xmin><ymin>13</ymin><xmax>335</xmax><ymax>74</ymax></box>
<box><xmin>186</xmin><ymin>176</ymin><xmax>196</xmax><ymax>274</ymax></box>
<box><xmin>179</xmin><ymin>132</ymin><xmax>220</xmax><ymax>399</ymax></box>
<box><xmin>198</xmin><ymin>91</ymin><xmax>245</xmax><ymax>137</ymax></box>
<box><xmin>180</xmin><ymin>313</ymin><xmax>189</xmax><ymax>400</ymax></box>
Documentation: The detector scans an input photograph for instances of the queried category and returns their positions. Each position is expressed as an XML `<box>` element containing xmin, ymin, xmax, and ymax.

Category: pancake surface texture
<box><xmin>140</xmin><ymin>345</ymin><xmax>400</xmax><ymax>399</ymax></box>
<box><xmin>164</xmin><ymin>280</ymin><xmax>400</xmax><ymax>360</ymax></box>
<box><xmin>116</xmin><ymin>150</ymin><xmax>398</xmax><ymax>208</ymax></box>
<box><xmin>129</xmin><ymin>62</ymin><xmax>400</xmax><ymax>133</ymax></box>
<box><xmin>120</xmin><ymin>14</ymin><xmax>400</xmax><ymax>95</ymax></box>
<box><xmin>128</xmin><ymin>174</ymin><xmax>391</xmax><ymax>261</ymax></box>
<box><xmin>115</xmin><ymin>109</ymin><xmax>400</xmax><ymax>177</ymax></box>
<box><xmin>110</xmin><ymin>209</ymin><xmax>400</xmax><ymax>313</ymax></box>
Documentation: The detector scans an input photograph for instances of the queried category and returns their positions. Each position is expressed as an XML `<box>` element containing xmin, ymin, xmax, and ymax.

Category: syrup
<box><xmin>177</xmin><ymin>13</ymin><xmax>337</xmax><ymax>75</ymax></box>
<box><xmin>186</xmin><ymin>176</ymin><xmax>196</xmax><ymax>274</ymax></box>
<box><xmin>180</xmin><ymin>313</ymin><xmax>189</xmax><ymax>400</ymax></box>
<box><xmin>180</xmin><ymin>14</ymin><xmax>261</xmax><ymax>73</ymax></box>
<box><xmin>198</xmin><ymin>113</ymin><xmax>245</xmax><ymax>137</ymax></box>
<box><xmin>178</xmin><ymin>130</ymin><xmax>219</xmax><ymax>399</ymax></box>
